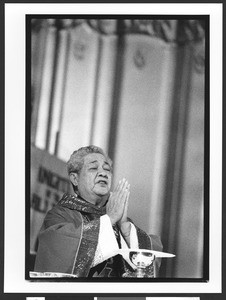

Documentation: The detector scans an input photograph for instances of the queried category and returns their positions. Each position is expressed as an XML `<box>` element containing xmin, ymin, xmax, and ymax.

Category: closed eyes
<box><xmin>89</xmin><ymin>166</ymin><xmax>110</xmax><ymax>172</ymax></box>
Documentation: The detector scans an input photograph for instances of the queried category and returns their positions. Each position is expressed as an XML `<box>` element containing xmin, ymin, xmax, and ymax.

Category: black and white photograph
<box><xmin>3</xmin><ymin>2</ymin><xmax>223</xmax><ymax>295</ymax></box>
<box><xmin>27</xmin><ymin>16</ymin><xmax>206</xmax><ymax>280</ymax></box>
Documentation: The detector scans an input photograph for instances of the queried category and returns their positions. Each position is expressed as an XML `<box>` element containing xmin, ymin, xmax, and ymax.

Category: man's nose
<box><xmin>98</xmin><ymin>170</ymin><xmax>108</xmax><ymax>178</ymax></box>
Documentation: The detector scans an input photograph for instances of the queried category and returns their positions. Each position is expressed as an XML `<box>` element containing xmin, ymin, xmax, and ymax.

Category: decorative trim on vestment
<box><xmin>72</xmin><ymin>216</ymin><xmax>100</xmax><ymax>277</ymax></box>
<box><xmin>57</xmin><ymin>193</ymin><xmax>103</xmax><ymax>276</ymax></box>
<box><xmin>58</xmin><ymin>193</ymin><xmax>106</xmax><ymax>215</ymax></box>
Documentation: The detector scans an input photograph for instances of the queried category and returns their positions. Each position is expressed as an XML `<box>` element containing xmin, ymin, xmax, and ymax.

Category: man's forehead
<box><xmin>84</xmin><ymin>153</ymin><xmax>109</xmax><ymax>164</ymax></box>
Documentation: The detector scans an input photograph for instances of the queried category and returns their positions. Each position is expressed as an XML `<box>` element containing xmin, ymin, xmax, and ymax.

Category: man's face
<box><xmin>76</xmin><ymin>153</ymin><xmax>112</xmax><ymax>205</ymax></box>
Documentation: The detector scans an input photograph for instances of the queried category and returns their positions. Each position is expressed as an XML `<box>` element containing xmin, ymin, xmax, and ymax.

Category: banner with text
<box><xmin>30</xmin><ymin>146</ymin><xmax>73</xmax><ymax>253</ymax></box>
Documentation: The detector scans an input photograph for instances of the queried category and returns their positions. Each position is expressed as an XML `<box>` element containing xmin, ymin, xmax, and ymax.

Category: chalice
<box><xmin>118</xmin><ymin>248</ymin><xmax>175</xmax><ymax>278</ymax></box>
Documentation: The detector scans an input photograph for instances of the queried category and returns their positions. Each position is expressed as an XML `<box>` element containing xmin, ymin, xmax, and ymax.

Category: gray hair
<box><xmin>67</xmin><ymin>145</ymin><xmax>113</xmax><ymax>175</ymax></box>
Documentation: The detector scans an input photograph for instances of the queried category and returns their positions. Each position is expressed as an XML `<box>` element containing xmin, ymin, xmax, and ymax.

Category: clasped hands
<box><xmin>106</xmin><ymin>178</ymin><xmax>131</xmax><ymax>240</ymax></box>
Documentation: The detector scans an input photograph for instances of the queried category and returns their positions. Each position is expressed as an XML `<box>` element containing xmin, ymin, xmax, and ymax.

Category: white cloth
<box><xmin>92</xmin><ymin>214</ymin><xmax>138</xmax><ymax>269</ymax></box>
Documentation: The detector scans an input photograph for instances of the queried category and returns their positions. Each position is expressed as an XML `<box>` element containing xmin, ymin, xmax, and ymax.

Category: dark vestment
<box><xmin>34</xmin><ymin>193</ymin><xmax>163</xmax><ymax>277</ymax></box>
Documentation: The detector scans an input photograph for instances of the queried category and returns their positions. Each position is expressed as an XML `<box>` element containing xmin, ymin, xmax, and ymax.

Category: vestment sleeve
<box><xmin>34</xmin><ymin>205</ymin><xmax>100</xmax><ymax>277</ymax></box>
<box><xmin>132</xmin><ymin>222</ymin><xmax>163</xmax><ymax>276</ymax></box>
<box><xmin>119</xmin><ymin>223</ymin><xmax>138</xmax><ymax>269</ymax></box>
<box><xmin>118</xmin><ymin>220</ymin><xmax>163</xmax><ymax>277</ymax></box>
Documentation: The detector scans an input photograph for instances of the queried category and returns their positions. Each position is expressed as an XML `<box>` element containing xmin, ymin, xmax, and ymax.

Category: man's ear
<box><xmin>69</xmin><ymin>172</ymin><xmax>79</xmax><ymax>187</ymax></box>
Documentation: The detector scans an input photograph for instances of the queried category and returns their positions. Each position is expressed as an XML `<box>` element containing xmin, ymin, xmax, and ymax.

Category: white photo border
<box><xmin>4</xmin><ymin>2</ymin><xmax>222</xmax><ymax>294</ymax></box>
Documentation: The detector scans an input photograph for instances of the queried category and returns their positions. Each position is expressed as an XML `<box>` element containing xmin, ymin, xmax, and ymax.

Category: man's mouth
<box><xmin>96</xmin><ymin>179</ymin><xmax>108</xmax><ymax>185</ymax></box>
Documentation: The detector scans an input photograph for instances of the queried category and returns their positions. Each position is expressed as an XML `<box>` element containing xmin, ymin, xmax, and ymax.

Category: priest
<box><xmin>34</xmin><ymin>145</ymin><xmax>162</xmax><ymax>277</ymax></box>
